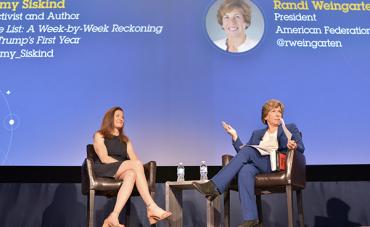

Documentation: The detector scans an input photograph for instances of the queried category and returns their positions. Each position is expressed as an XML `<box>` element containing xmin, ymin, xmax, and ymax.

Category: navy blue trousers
<box><xmin>212</xmin><ymin>146</ymin><xmax>271</xmax><ymax>221</ymax></box>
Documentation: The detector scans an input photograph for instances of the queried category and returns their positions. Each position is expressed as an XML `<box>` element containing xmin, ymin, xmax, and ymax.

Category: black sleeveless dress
<box><xmin>93</xmin><ymin>136</ymin><xmax>129</xmax><ymax>178</ymax></box>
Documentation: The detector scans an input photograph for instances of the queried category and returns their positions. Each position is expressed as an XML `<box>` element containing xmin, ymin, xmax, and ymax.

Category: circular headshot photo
<box><xmin>206</xmin><ymin>0</ymin><xmax>265</xmax><ymax>53</ymax></box>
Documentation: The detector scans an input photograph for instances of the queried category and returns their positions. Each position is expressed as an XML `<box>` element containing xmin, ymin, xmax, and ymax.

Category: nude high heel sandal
<box><xmin>102</xmin><ymin>212</ymin><xmax>125</xmax><ymax>227</ymax></box>
<box><xmin>146</xmin><ymin>204</ymin><xmax>172</xmax><ymax>224</ymax></box>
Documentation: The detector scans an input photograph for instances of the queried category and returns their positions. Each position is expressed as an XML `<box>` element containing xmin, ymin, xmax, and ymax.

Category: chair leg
<box><xmin>87</xmin><ymin>190</ymin><xmax>95</xmax><ymax>227</ymax></box>
<box><xmin>150</xmin><ymin>192</ymin><xmax>156</xmax><ymax>227</ymax></box>
<box><xmin>286</xmin><ymin>185</ymin><xmax>293</xmax><ymax>227</ymax></box>
<box><xmin>296</xmin><ymin>190</ymin><xmax>304</xmax><ymax>227</ymax></box>
<box><xmin>125</xmin><ymin>198</ymin><xmax>130</xmax><ymax>227</ymax></box>
<box><xmin>256</xmin><ymin>194</ymin><xmax>263</xmax><ymax>226</ymax></box>
<box><xmin>223</xmin><ymin>190</ymin><xmax>230</xmax><ymax>227</ymax></box>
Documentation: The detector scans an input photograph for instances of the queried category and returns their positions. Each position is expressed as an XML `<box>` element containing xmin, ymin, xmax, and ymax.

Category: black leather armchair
<box><xmin>222</xmin><ymin>149</ymin><xmax>306</xmax><ymax>227</ymax></box>
<box><xmin>81</xmin><ymin>144</ymin><xmax>157</xmax><ymax>227</ymax></box>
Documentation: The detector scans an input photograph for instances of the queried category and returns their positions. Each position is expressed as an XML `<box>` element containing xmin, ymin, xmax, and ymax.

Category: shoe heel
<box><xmin>148</xmin><ymin>216</ymin><xmax>158</xmax><ymax>225</ymax></box>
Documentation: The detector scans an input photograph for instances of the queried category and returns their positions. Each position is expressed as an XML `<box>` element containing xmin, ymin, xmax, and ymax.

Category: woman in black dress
<box><xmin>93</xmin><ymin>107</ymin><xmax>171</xmax><ymax>227</ymax></box>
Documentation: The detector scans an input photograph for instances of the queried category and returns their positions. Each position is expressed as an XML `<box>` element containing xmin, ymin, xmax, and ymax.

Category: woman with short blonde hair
<box><xmin>214</xmin><ymin>0</ymin><xmax>257</xmax><ymax>52</ymax></box>
<box><xmin>193</xmin><ymin>99</ymin><xmax>304</xmax><ymax>227</ymax></box>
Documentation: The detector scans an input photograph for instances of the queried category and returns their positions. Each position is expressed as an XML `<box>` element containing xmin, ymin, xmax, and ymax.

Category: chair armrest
<box><xmin>81</xmin><ymin>158</ymin><xmax>96</xmax><ymax>195</ymax></box>
<box><xmin>143</xmin><ymin>161</ymin><xmax>157</xmax><ymax>194</ymax></box>
<box><xmin>222</xmin><ymin>154</ymin><xmax>234</xmax><ymax>166</ymax></box>
<box><xmin>286</xmin><ymin>150</ymin><xmax>306</xmax><ymax>188</ymax></box>
<box><xmin>81</xmin><ymin>159</ymin><xmax>88</xmax><ymax>195</ymax></box>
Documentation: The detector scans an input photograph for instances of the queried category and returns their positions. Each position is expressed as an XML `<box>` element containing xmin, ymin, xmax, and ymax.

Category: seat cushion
<box><xmin>255</xmin><ymin>171</ymin><xmax>288</xmax><ymax>187</ymax></box>
<box><xmin>91</xmin><ymin>177</ymin><xmax>122</xmax><ymax>191</ymax></box>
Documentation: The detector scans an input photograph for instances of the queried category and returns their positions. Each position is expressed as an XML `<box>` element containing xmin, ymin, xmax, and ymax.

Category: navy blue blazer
<box><xmin>232</xmin><ymin>123</ymin><xmax>305</xmax><ymax>153</ymax></box>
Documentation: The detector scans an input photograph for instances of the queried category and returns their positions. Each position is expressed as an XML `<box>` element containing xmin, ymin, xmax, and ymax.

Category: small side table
<box><xmin>165</xmin><ymin>180</ymin><xmax>221</xmax><ymax>227</ymax></box>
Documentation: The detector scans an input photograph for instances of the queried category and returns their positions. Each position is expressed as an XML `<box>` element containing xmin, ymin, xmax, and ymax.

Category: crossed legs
<box><xmin>211</xmin><ymin>147</ymin><xmax>271</xmax><ymax>222</ymax></box>
<box><xmin>238</xmin><ymin>164</ymin><xmax>259</xmax><ymax>221</ymax></box>
<box><xmin>104</xmin><ymin>160</ymin><xmax>171</xmax><ymax>226</ymax></box>
<box><xmin>103</xmin><ymin>169</ymin><xmax>136</xmax><ymax>227</ymax></box>
<box><xmin>115</xmin><ymin>160</ymin><xmax>154</xmax><ymax>207</ymax></box>
<box><xmin>212</xmin><ymin>146</ymin><xmax>269</xmax><ymax>192</ymax></box>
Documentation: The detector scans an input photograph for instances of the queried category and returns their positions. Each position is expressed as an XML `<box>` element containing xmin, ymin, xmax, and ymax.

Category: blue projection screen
<box><xmin>1</xmin><ymin>0</ymin><xmax>370</xmax><ymax>166</ymax></box>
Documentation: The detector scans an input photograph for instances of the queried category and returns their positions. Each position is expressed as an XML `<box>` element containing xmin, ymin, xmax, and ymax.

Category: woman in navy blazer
<box><xmin>193</xmin><ymin>99</ymin><xmax>305</xmax><ymax>227</ymax></box>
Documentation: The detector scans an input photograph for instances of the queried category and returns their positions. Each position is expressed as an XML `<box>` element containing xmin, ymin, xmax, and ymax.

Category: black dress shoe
<box><xmin>238</xmin><ymin>219</ymin><xmax>260</xmax><ymax>227</ymax></box>
<box><xmin>192</xmin><ymin>180</ymin><xmax>220</xmax><ymax>201</ymax></box>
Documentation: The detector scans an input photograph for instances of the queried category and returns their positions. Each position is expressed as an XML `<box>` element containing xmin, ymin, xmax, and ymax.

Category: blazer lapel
<box><xmin>255</xmin><ymin>127</ymin><xmax>268</xmax><ymax>143</ymax></box>
<box><xmin>277</xmin><ymin>125</ymin><xmax>288</xmax><ymax>150</ymax></box>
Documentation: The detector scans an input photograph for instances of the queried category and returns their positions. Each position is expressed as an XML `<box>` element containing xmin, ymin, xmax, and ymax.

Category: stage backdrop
<box><xmin>1</xmin><ymin>0</ymin><xmax>370</xmax><ymax>166</ymax></box>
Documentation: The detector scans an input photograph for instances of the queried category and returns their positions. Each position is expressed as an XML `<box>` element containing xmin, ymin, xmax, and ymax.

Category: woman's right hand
<box><xmin>222</xmin><ymin>121</ymin><xmax>238</xmax><ymax>141</ymax></box>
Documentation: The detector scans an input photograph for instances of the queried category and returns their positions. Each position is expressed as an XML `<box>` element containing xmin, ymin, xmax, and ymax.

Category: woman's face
<box><xmin>113</xmin><ymin>110</ymin><xmax>124</xmax><ymax>129</ymax></box>
<box><xmin>264</xmin><ymin>107</ymin><xmax>282</xmax><ymax>127</ymax></box>
<box><xmin>222</xmin><ymin>8</ymin><xmax>247</xmax><ymax>38</ymax></box>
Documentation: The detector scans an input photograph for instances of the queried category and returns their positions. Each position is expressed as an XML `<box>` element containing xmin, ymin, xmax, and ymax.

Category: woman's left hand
<box><xmin>287</xmin><ymin>140</ymin><xmax>297</xmax><ymax>150</ymax></box>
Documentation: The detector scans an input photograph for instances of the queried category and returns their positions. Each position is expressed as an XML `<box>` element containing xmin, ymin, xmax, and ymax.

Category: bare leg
<box><xmin>103</xmin><ymin>169</ymin><xmax>136</xmax><ymax>227</ymax></box>
<box><xmin>115</xmin><ymin>160</ymin><xmax>171</xmax><ymax>224</ymax></box>
<box><xmin>115</xmin><ymin>160</ymin><xmax>154</xmax><ymax>206</ymax></box>
<box><xmin>113</xmin><ymin>170</ymin><xmax>136</xmax><ymax>214</ymax></box>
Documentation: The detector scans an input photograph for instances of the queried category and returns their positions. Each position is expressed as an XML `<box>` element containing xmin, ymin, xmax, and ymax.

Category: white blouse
<box><xmin>214</xmin><ymin>36</ymin><xmax>258</xmax><ymax>52</ymax></box>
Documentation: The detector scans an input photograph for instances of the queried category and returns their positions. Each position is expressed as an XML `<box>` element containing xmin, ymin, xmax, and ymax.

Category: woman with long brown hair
<box><xmin>93</xmin><ymin>106</ymin><xmax>171</xmax><ymax>227</ymax></box>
